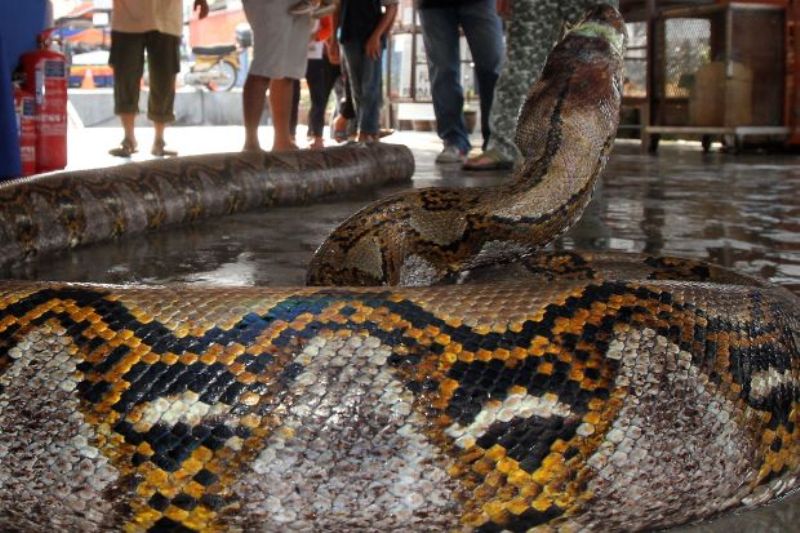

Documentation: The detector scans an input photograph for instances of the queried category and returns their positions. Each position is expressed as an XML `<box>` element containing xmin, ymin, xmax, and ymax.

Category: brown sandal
<box><xmin>151</xmin><ymin>140</ymin><xmax>177</xmax><ymax>157</ymax></box>
<box><xmin>462</xmin><ymin>148</ymin><xmax>515</xmax><ymax>171</ymax></box>
<box><xmin>108</xmin><ymin>139</ymin><xmax>137</xmax><ymax>158</ymax></box>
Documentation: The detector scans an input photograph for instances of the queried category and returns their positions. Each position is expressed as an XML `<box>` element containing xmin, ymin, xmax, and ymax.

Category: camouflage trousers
<box><xmin>487</xmin><ymin>0</ymin><xmax>620</xmax><ymax>162</ymax></box>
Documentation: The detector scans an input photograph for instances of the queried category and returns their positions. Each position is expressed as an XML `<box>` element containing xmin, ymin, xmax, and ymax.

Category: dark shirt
<box><xmin>418</xmin><ymin>0</ymin><xmax>482</xmax><ymax>9</ymax></box>
<box><xmin>339</xmin><ymin>0</ymin><xmax>383</xmax><ymax>45</ymax></box>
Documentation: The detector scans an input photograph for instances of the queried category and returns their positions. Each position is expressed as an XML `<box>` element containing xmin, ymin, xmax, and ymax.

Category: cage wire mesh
<box><xmin>653</xmin><ymin>5</ymin><xmax>785</xmax><ymax>127</ymax></box>
<box><xmin>663</xmin><ymin>18</ymin><xmax>711</xmax><ymax>99</ymax></box>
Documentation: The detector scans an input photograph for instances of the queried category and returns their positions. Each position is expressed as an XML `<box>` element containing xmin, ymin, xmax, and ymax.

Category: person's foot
<box><xmin>462</xmin><ymin>148</ymin><xmax>515</xmax><ymax>171</ymax></box>
<box><xmin>289</xmin><ymin>0</ymin><xmax>317</xmax><ymax>15</ymax></box>
<box><xmin>357</xmin><ymin>132</ymin><xmax>380</xmax><ymax>144</ymax></box>
<box><xmin>151</xmin><ymin>139</ymin><xmax>177</xmax><ymax>157</ymax></box>
<box><xmin>273</xmin><ymin>140</ymin><xmax>299</xmax><ymax>152</ymax></box>
<box><xmin>332</xmin><ymin>115</ymin><xmax>350</xmax><ymax>143</ymax></box>
<box><xmin>435</xmin><ymin>144</ymin><xmax>467</xmax><ymax>164</ymax></box>
<box><xmin>108</xmin><ymin>138</ymin><xmax>137</xmax><ymax>158</ymax></box>
<box><xmin>310</xmin><ymin>137</ymin><xmax>325</xmax><ymax>150</ymax></box>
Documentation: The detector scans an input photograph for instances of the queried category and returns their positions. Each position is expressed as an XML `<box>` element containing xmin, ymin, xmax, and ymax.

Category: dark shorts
<box><xmin>109</xmin><ymin>30</ymin><xmax>180</xmax><ymax>123</ymax></box>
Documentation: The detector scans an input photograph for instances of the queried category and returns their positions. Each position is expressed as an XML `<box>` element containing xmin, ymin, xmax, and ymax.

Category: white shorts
<box><xmin>243</xmin><ymin>0</ymin><xmax>311</xmax><ymax>80</ymax></box>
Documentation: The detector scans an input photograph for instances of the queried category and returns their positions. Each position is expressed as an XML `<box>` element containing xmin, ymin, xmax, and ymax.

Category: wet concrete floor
<box><xmin>4</xmin><ymin>132</ymin><xmax>800</xmax><ymax>530</ymax></box>
<box><xmin>10</xmin><ymin>135</ymin><xmax>800</xmax><ymax>293</ymax></box>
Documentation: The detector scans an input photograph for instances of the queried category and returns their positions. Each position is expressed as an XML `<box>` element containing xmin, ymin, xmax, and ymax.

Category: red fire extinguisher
<box><xmin>13</xmin><ymin>84</ymin><xmax>37</xmax><ymax>177</ymax></box>
<box><xmin>20</xmin><ymin>29</ymin><xmax>68</xmax><ymax>173</ymax></box>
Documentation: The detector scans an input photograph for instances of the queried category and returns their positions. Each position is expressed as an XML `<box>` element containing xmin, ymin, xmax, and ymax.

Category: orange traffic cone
<box><xmin>81</xmin><ymin>68</ymin><xmax>96</xmax><ymax>89</ymax></box>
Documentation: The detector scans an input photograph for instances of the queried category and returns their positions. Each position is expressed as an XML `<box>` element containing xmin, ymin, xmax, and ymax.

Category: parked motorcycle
<box><xmin>184</xmin><ymin>25</ymin><xmax>252</xmax><ymax>92</ymax></box>
<box><xmin>185</xmin><ymin>44</ymin><xmax>240</xmax><ymax>91</ymax></box>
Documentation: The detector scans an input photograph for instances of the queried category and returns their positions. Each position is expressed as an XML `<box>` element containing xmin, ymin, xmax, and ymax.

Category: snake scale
<box><xmin>0</xmin><ymin>5</ymin><xmax>798</xmax><ymax>532</ymax></box>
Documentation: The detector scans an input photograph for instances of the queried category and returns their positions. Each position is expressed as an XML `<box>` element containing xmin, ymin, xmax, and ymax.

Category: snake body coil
<box><xmin>0</xmin><ymin>5</ymin><xmax>798</xmax><ymax>532</ymax></box>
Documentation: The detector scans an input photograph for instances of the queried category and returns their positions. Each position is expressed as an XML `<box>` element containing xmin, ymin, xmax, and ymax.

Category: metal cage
<box><xmin>652</xmin><ymin>2</ymin><xmax>786</xmax><ymax>128</ymax></box>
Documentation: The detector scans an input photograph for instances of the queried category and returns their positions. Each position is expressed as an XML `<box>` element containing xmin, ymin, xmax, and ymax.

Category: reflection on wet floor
<box><xmin>8</xmin><ymin>140</ymin><xmax>800</xmax><ymax>295</ymax></box>
<box><xmin>3</xmin><ymin>138</ymin><xmax>800</xmax><ymax>531</ymax></box>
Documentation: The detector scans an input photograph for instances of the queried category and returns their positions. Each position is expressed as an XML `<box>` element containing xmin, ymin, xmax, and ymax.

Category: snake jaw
<box><xmin>567</xmin><ymin>2</ymin><xmax>628</xmax><ymax>59</ymax></box>
<box><xmin>569</xmin><ymin>21</ymin><xmax>627</xmax><ymax>58</ymax></box>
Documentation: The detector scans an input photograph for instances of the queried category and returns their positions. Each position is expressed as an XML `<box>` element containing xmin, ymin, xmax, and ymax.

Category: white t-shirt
<box><xmin>111</xmin><ymin>0</ymin><xmax>184</xmax><ymax>37</ymax></box>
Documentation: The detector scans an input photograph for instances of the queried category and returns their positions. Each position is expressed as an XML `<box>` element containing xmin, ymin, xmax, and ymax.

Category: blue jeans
<box><xmin>419</xmin><ymin>0</ymin><xmax>504</xmax><ymax>152</ymax></box>
<box><xmin>342</xmin><ymin>42</ymin><xmax>383</xmax><ymax>135</ymax></box>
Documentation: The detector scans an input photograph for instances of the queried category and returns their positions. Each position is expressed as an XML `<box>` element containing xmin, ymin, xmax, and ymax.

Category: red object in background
<box><xmin>315</xmin><ymin>16</ymin><xmax>333</xmax><ymax>43</ymax></box>
<box><xmin>13</xmin><ymin>85</ymin><xmax>37</xmax><ymax>177</ymax></box>
<box><xmin>64</xmin><ymin>27</ymin><xmax>109</xmax><ymax>48</ymax></box>
<box><xmin>20</xmin><ymin>29</ymin><xmax>68</xmax><ymax>173</ymax></box>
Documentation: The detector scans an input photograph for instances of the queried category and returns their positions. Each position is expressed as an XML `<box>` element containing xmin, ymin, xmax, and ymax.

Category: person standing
<box><xmin>242</xmin><ymin>0</ymin><xmax>312</xmax><ymax>152</ymax></box>
<box><xmin>108</xmin><ymin>0</ymin><xmax>209</xmax><ymax>157</ymax></box>
<box><xmin>464</xmin><ymin>0</ymin><xmax>620</xmax><ymax>170</ymax></box>
<box><xmin>305</xmin><ymin>15</ymin><xmax>341</xmax><ymax>149</ymax></box>
<box><xmin>329</xmin><ymin>0</ymin><xmax>398</xmax><ymax>144</ymax></box>
<box><xmin>417</xmin><ymin>0</ymin><xmax>504</xmax><ymax>163</ymax></box>
<box><xmin>287</xmin><ymin>15</ymin><xmax>340</xmax><ymax>149</ymax></box>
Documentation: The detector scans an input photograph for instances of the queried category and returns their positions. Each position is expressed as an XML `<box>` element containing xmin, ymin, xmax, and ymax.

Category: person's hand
<box><xmin>365</xmin><ymin>34</ymin><xmax>381</xmax><ymax>60</ymax></box>
<box><xmin>194</xmin><ymin>0</ymin><xmax>210</xmax><ymax>20</ymax></box>
<box><xmin>327</xmin><ymin>39</ymin><xmax>341</xmax><ymax>65</ymax></box>
<box><xmin>496</xmin><ymin>0</ymin><xmax>511</xmax><ymax>19</ymax></box>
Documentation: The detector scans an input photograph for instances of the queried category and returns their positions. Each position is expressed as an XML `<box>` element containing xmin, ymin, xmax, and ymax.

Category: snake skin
<box><xmin>0</xmin><ymin>5</ymin><xmax>799</xmax><ymax>532</ymax></box>
<box><xmin>487</xmin><ymin>0</ymin><xmax>620</xmax><ymax>163</ymax></box>
<box><xmin>0</xmin><ymin>143</ymin><xmax>413</xmax><ymax>269</ymax></box>
<box><xmin>306</xmin><ymin>6</ymin><xmax>624</xmax><ymax>287</ymax></box>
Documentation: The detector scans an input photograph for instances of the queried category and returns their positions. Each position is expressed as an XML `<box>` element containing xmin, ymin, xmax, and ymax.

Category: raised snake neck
<box><xmin>306</xmin><ymin>7</ymin><xmax>624</xmax><ymax>287</ymax></box>
<box><xmin>1</xmin><ymin>5</ymin><xmax>799</xmax><ymax>533</ymax></box>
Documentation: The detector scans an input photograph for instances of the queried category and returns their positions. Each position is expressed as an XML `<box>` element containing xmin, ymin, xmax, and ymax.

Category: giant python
<box><xmin>0</xmin><ymin>5</ymin><xmax>798</xmax><ymax>532</ymax></box>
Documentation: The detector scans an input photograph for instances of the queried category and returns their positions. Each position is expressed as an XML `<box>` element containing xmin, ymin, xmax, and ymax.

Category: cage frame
<box><xmin>644</xmin><ymin>1</ymin><xmax>789</xmax><ymax>153</ymax></box>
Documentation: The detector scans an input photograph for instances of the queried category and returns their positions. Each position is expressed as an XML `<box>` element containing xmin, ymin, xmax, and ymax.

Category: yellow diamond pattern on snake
<box><xmin>0</xmin><ymin>5</ymin><xmax>799</xmax><ymax>532</ymax></box>
<box><xmin>0</xmin><ymin>281</ymin><xmax>798</xmax><ymax>531</ymax></box>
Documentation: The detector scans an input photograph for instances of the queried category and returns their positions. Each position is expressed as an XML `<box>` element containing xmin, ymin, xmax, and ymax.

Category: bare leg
<box><xmin>109</xmin><ymin>113</ymin><xmax>138</xmax><ymax>157</ymax></box>
<box><xmin>154</xmin><ymin>122</ymin><xmax>166</xmax><ymax>146</ymax></box>
<box><xmin>269</xmin><ymin>78</ymin><xmax>299</xmax><ymax>152</ymax></box>
<box><xmin>332</xmin><ymin>114</ymin><xmax>348</xmax><ymax>142</ymax></box>
<box><xmin>310</xmin><ymin>136</ymin><xmax>324</xmax><ymax>150</ymax></box>
<box><xmin>120</xmin><ymin>113</ymin><xmax>137</xmax><ymax>149</ymax></box>
<box><xmin>243</xmin><ymin>74</ymin><xmax>271</xmax><ymax>151</ymax></box>
<box><xmin>151</xmin><ymin>122</ymin><xmax>177</xmax><ymax>156</ymax></box>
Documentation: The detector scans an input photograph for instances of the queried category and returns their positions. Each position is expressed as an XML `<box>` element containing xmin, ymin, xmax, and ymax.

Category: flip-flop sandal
<box><xmin>379</xmin><ymin>128</ymin><xmax>394</xmax><ymax>138</ymax></box>
<box><xmin>108</xmin><ymin>139</ymin><xmax>137</xmax><ymax>158</ymax></box>
<box><xmin>333</xmin><ymin>128</ymin><xmax>349</xmax><ymax>143</ymax></box>
<box><xmin>462</xmin><ymin>149</ymin><xmax>514</xmax><ymax>171</ymax></box>
<box><xmin>151</xmin><ymin>141</ymin><xmax>178</xmax><ymax>157</ymax></box>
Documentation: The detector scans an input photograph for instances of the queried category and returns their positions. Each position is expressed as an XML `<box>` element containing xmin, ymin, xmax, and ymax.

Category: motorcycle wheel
<box><xmin>207</xmin><ymin>61</ymin><xmax>238</xmax><ymax>92</ymax></box>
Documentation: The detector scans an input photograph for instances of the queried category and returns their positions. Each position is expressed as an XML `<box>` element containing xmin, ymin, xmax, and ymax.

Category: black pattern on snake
<box><xmin>0</xmin><ymin>5</ymin><xmax>798</xmax><ymax>533</ymax></box>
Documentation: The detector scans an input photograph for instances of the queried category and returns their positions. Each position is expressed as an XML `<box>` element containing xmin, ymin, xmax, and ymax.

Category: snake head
<box><xmin>570</xmin><ymin>4</ymin><xmax>628</xmax><ymax>58</ymax></box>
<box><xmin>567</xmin><ymin>4</ymin><xmax>628</xmax><ymax>62</ymax></box>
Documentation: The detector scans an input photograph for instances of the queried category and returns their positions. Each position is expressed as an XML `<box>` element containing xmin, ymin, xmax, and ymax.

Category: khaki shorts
<box><xmin>109</xmin><ymin>30</ymin><xmax>180</xmax><ymax>123</ymax></box>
